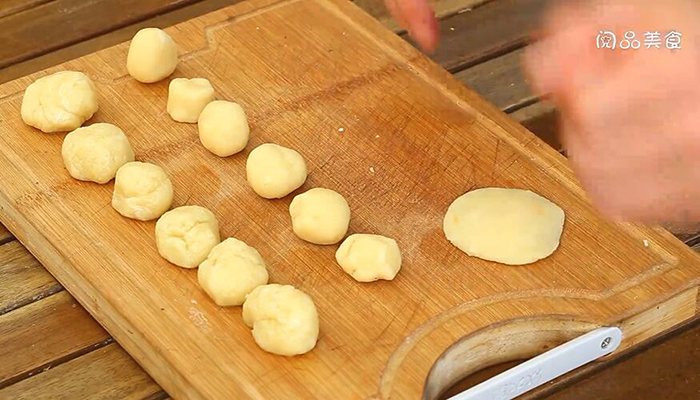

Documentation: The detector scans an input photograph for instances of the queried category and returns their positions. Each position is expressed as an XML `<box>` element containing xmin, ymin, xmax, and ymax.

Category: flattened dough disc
<box><xmin>443</xmin><ymin>187</ymin><xmax>566</xmax><ymax>265</ymax></box>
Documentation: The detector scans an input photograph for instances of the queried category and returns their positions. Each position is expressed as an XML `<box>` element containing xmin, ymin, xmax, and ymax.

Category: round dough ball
<box><xmin>289</xmin><ymin>188</ymin><xmax>350</xmax><ymax>245</ymax></box>
<box><xmin>112</xmin><ymin>162</ymin><xmax>173</xmax><ymax>221</ymax></box>
<box><xmin>198</xmin><ymin>101</ymin><xmax>249</xmax><ymax>157</ymax></box>
<box><xmin>335</xmin><ymin>234</ymin><xmax>402</xmax><ymax>282</ymax></box>
<box><xmin>126</xmin><ymin>28</ymin><xmax>178</xmax><ymax>83</ymax></box>
<box><xmin>443</xmin><ymin>187</ymin><xmax>565</xmax><ymax>265</ymax></box>
<box><xmin>167</xmin><ymin>78</ymin><xmax>215</xmax><ymax>123</ymax></box>
<box><xmin>156</xmin><ymin>206</ymin><xmax>220</xmax><ymax>268</ymax></box>
<box><xmin>246</xmin><ymin>143</ymin><xmax>307</xmax><ymax>199</ymax></box>
<box><xmin>242</xmin><ymin>284</ymin><xmax>319</xmax><ymax>356</ymax></box>
<box><xmin>61</xmin><ymin>123</ymin><xmax>134</xmax><ymax>184</ymax></box>
<box><xmin>198</xmin><ymin>238</ymin><xmax>269</xmax><ymax>306</ymax></box>
<box><xmin>21</xmin><ymin>71</ymin><xmax>98</xmax><ymax>133</ymax></box>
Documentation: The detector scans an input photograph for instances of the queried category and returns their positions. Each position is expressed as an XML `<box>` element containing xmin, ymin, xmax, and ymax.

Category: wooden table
<box><xmin>1</xmin><ymin>0</ymin><xmax>699</xmax><ymax>398</ymax></box>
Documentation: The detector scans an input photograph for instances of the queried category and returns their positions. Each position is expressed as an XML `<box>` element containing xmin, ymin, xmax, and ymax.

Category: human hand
<box><xmin>384</xmin><ymin>0</ymin><xmax>440</xmax><ymax>52</ymax></box>
<box><xmin>523</xmin><ymin>0</ymin><xmax>700</xmax><ymax>231</ymax></box>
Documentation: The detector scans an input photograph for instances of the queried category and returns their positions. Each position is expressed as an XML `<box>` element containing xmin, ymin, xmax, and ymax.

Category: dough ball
<box><xmin>167</xmin><ymin>78</ymin><xmax>215</xmax><ymax>123</ymax></box>
<box><xmin>126</xmin><ymin>28</ymin><xmax>178</xmax><ymax>83</ymax></box>
<box><xmin>61</xmin><ymin>123</ymin><xmax>134</xmax><ymax>184</ymax></box>
<box><xmin>198</xmin><ymin>238</ymin><xmax>269</xmax><ymax>306</ymax></box>
<box><xmin>21</xmin><ymin>71</ymin><xmax>98</xmax><ymax>133</ymax></box>
<box><xmin>335</xmin><ymin>234</ymin><xmax>402</xmax><ymax>282</ymax></box>
<box><xmin>242</xmin><ymin>284</ymin><xmax>319</xmax><ymax>356</ymax></box>
<box><xmin>198</xmin><ymin>101</ymin><xmax>249</xmax><ymax>157</ymax></box>
<box><xmin>443</xmin><ymin>187</ymin><xmax>565</xmax><ymax>265</ymax></box>
<box><xmin>289</xmin><ymin>188</ymin><xmax>350</xmax><ymax>245</ymax></box>
<box><xmin>246</xmin><ymin>143</ymin><xmax>307</xmax><ymax>199</ymax></box>
<box><xmin>156</xmin><ymin>206</ymin><xmax>220</xmax><ymax>268</ymax></box>
<box><xmin>112</xmin><ymin>162</ymin><xmax>173</xmax><ymax>221</ymax></box>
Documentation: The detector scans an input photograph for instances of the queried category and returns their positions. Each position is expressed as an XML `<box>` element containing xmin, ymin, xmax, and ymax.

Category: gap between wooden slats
<box><xmin>0</xmin><ymin>0</ymin><xmax>54</xmax><ymax>19</ymax></box>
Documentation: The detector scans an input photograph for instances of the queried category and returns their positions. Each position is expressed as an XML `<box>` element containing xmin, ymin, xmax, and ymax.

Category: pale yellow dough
<box><xmin>167</xmin><ymin>78</ymin><xmax>215</xmax><ymax>123</ymax></box>
<box><xmin>198</xmin><ymin>238</ymin><xmax>269</xmax><ymax>306</ymax></box>
<box><xmin>126</xmin><ymin>28</ymin><xmax>178</xmax><ymax>83</ymax></box>
<box><xmin>198</xmin><ymin>101</ymin><xmax>249</xmax><ymax>157</ymax></box>
<box><xmin>289</xmin><ymin>188</ymin><xmax>350</xmax><ymax>245</ymax></box>
<box><xmin>246</xmin><ymin>143</ymin><xmax>307</xmax><ymax>199</ymax></box>
<box><xmin>242</xmin><ymin>284</ymin><xmax>319</xmax><ymax>356</ymax></box>
<box><xmin>155</xmin><ymin>206</ymin><xmax>220</xmax><ymax>268</ymax></box>
<box><xmin>112</xmin><ymin>162</ymin><xmax>173</xmax><ymax>221</ymax></box>
<box><xmin>61</xmin><ymin>123</ymin><xmax>134</xmax><ymax>184</ymax></box>
<box><xmin>443</xmin><ymin>187</ymin><xmax>565</xmax><ymax>265</ymax></box>
<box><xmin>21</xmin><ymin>71</ymin><xmax>98</xmax><ymax>133</ymax></box>
<box><xmin>335</xmin><ymin>234</ymin><xmax>402</xmax><ymax>282</ymax></box>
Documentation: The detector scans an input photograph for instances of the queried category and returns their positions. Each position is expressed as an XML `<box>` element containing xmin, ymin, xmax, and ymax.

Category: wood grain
<box><xmin>455</xmin><ymin>47</ymin><xmax>535</xmax><ymax>112</ymax></box>
<box><xmin>0</xmin><ymin>343</ymin><xmax>160</xmax><ymax>400</ymax></box>
<box><xmin>0</xmin><ymin>0</ymin><xmax>210</xmax><ymax>69</ymax></box>
<box><xmin>2</xmin><ymin>0</ymin><xmax>700</xmax><ymax>398</ymax></box>
<box><xmin>0</xmin><ymin>291</ymin><xmax>109</xmax><ymax>386</ymax></box>
<box><xmin>0</xmin><ymin>240</ymin><xmax>62</xmax><ymax>314</ymax></box>
<box><xmin>0</xmin><ymin>0</ymin><xmax>53</xmax><ymax>18</ymax></box>
<box><xmin>403</xmin><ymin>0</ymin><xmax>547</xmax><ymax>72</ymax></box>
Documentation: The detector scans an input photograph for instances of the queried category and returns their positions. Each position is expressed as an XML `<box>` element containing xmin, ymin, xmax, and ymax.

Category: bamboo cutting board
<box><xmin>2</xmin><ymin>0</ymin><xmax>700</xmax><ymax>398</ymax></box>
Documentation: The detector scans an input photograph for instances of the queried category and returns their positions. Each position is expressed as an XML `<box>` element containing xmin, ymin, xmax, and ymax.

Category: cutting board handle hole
<box><xmin>422</xmin><ymin>317</ymin><xmax>601</xmax><ymax>400</ymax></box>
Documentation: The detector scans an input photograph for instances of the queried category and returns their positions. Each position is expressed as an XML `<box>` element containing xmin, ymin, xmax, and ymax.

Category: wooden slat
<box><xmin>676</xmin><ymin>232</ymin><xmax>700</xmax><ymax>244</ymax></box>
<box><xmin>0</xmin><ymin>343</ymin><xmax>160</xmax><ymax>399</ymax></box>
<box><xmin>510</xmin><ymin>101</ymin><xmax>561</xmax><ymax>151</ymax></box>
<box><xmin>455</xmin><ymin>47</ymin><xmax>534</xmax><ymax>112</ymax></box>
<box><xmin>0</xmin><ymin>0</ymin><xmax>209</xmax><ymax>69</ymax></box>
<box><xmin>403</xmin><ymin>0</ymin><xmax>547</xmax><ymax>72</ymax></box>
<box><xmin>0</xmin><ymin>291</ymin><xmax>109</xmax><ymax>386</ymax></box>
<box><xmin>0</xmin><ymin>0</ymin><xmax>52</xmax><ymax>19</ymax></box>
<box><xmin>353</xmin><ymin>0</ymin><xmax>490</xmax><ymax>32</ymax></box>
<box><xmin>0</xmin><ymin>0</ymin><xmax>236</xmax><ymax>84</ymax></box>
<box><xmin>449</xmin><ymin>46</ymin><xmax>561</xmax><ymax>151</ymax></box>
<box><xmin>0</xmin><ymin>240</ymin><xmax>62</xmax><ymax>314</ymax></box>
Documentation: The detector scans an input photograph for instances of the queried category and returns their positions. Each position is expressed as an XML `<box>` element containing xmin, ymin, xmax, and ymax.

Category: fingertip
<box><xmin>400</xmin><ymin>0</ymin><xmax>440</xmax><ymax>52</ymax></box>
<box><xmin>412</xmin><ymin>16</ymin><xmax>440</xmax><ymax>53</ymax></box>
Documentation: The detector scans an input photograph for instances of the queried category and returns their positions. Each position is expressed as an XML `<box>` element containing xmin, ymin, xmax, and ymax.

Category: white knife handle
<box><xmin>447</xmin><ymin>327</ymin><xmax>622</xmax><ymax>400</ymax></box>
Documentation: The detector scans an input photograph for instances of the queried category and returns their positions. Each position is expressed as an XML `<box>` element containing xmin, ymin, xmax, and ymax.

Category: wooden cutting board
<box><xmin>2</xmin><ymin>0</ymin><xmax>700</xmax><ymax>398</ymax></box>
